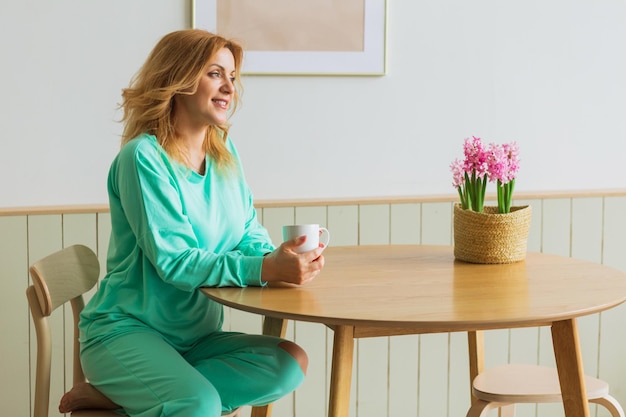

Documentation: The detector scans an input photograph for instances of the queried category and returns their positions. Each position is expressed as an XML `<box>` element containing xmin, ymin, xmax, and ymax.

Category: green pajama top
<box><xmin>79</xmin><ymin>133</ymin><xmax>274</xmax><ymax>351</ymax></box>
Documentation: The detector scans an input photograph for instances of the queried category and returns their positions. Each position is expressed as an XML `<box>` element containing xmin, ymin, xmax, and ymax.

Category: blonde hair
<box><xmin>120</xmin><ymin>29</ymin><xmax>244</xmax><ymax>171</ymax></box>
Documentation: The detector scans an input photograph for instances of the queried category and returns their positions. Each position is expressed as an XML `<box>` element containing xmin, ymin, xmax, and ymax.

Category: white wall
<box><xmin>2</xmin><ymin>1</ymin><xmax>626</xmax><ymax>208</ymax></box>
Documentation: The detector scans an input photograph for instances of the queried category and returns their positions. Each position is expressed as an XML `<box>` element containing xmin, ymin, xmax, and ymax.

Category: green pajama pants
<box><xmin>80</xmin><ymin>329</ymin><xmax>305</xmax><ymax>417</ymax></box>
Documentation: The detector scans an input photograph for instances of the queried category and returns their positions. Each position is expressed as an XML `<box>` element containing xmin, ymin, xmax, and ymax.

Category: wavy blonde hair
<box><xmin>120</xmin><ymin>29</ymin><xmax>244</xmax><ymax>171</ymax></box>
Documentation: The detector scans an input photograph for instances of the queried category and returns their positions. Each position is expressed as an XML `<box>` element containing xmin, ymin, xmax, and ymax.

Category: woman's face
<box><xmin>176</xmin><ymin>47</ymin><xmax>236</xmax><ymax>128</ymax></box>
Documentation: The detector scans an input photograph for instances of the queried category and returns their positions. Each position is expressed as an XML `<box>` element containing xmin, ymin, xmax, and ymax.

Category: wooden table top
<box><xmin>201</xmin><ymin>245</ymin><xmax>626</xmax><ymax>332</ymax></box>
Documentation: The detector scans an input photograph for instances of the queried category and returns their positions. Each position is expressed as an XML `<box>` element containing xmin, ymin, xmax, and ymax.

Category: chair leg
<box><xmin>467</xmin><ymin>400</ymin><xmax>513</xmax><ymax>417</ymax></box>
<box><xmin>591</xmin><ymin>395</ymin><xmax>625</xmax><ymax>417</ymax></box>
<box><xmin>498</xmin><ymin>404</ymin><xmax>516</xmax><ymax>417</ymax></box>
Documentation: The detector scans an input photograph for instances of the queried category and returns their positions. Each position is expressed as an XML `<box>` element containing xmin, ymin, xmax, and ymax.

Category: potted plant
<box><xmin>450</xmin><ymin>136</ymin><xmax>532</xmax><ymax>264</ymax></box>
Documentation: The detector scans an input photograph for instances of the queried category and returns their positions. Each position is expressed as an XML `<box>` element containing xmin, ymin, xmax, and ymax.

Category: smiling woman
<box><xmin>57</xmin><ymin>29</ymin><xmax>326</xmax><ymax>417</ymax></box>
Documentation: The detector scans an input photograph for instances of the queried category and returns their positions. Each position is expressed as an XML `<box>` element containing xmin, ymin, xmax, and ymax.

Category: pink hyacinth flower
<box><xmin>463</xmin><ymin>136</ymin><xmax>489</xmax><ymax>179</ymax></box>
<box><xmin>450</xmin><ymin>158</ymin><xmax>465</xmax><ymax>188</ymax></box>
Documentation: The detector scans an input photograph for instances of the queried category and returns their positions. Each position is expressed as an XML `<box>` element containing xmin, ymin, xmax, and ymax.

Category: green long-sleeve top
<box><xmin>79</xmin><ymin>133</ymin><xmax>274</xmax><ymax>351</ymax></box>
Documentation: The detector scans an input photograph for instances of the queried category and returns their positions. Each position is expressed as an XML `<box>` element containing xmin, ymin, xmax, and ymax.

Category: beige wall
<box><xmin>2</xmin><ymin>192</ymin><xmax>626</xmax><ymax>417</ymax></box>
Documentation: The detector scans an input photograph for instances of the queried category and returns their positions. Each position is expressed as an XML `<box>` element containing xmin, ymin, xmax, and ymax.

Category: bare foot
<box><xmin>58</xmin><ymin>382</ymin><xmax>119</xmax><ymax>413</ymax></box>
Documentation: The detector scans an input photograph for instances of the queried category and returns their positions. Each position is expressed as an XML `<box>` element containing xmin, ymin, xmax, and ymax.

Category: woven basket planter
<box><xmin>453</xmin><ymin>204</ymin><xmax>532</xmax><ymax>264</ymax></box>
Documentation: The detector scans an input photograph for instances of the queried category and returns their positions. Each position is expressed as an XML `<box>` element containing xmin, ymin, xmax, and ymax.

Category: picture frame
<box><xmin>192</xmin><ymin>0</ymin><xmax>387</xmax><ymax>76</ymax></box>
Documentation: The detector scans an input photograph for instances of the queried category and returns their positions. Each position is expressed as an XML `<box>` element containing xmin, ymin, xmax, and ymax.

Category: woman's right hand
<box><xmin>261</xmin><ymin>235</ymin><xmax>325</xmax><ymax>285</ymax></box>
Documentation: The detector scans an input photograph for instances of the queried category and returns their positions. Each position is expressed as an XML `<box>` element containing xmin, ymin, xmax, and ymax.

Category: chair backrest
<box><xmin>27</xmin><ymin>244</ymin><xmax>100</xmax><ymax>417</ymax></box>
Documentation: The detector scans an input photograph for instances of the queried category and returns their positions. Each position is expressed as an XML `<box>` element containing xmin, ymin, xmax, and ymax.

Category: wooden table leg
<box><xmin>329</xmin><ymin>325</ymin><xmax>355</xmax><ymax>417</ymax></box>
<box><xmin>251</xmin><ymin>317</ymin><xmax>288</xmax><ymax>417</ymax></box>
<box><xmin>551</xmin><ymin>319</ymin><xmax>590</xmax><ymax>417</ymax></box>
<box><xmin>467</xmin><ymin>330</ymin><xmax>485</xmax><ymax>404</ymax></box>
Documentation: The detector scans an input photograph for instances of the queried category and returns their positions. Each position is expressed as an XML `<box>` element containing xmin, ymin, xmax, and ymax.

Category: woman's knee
<box><xmin>278</xmin><ymin>341</ymin><xmax>308</xmax><ymax>375</ymax></box>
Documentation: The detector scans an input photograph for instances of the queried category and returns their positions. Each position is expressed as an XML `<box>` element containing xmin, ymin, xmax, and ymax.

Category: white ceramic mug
<box><xmin>282</xmin><ymin>224</ymin><xmax>331</xmax><ymax>254</ymax></box>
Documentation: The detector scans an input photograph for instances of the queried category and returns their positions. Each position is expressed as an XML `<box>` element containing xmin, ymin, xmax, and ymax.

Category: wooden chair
<box><xmin>467</xmin><ymin>363</ymin><xmax>625</xmax><ymax>417</ymax></box>
<box><xmin>27</xmin><ymin>244</ymin><xmax>243</xmax><ymax>417</ymax></box>
<box><xmin>27</xmin><ymin>244</ymin><xmax>118</xmax><ymax>417</ymax></box>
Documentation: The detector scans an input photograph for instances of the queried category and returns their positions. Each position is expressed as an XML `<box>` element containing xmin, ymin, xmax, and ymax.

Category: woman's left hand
<box><xmin>260</xmin><ymin>235</ymin><xmax>325</xmax><ymax>285</ymax></box>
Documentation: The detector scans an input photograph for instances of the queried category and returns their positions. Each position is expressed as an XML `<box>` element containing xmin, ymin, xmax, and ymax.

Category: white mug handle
<box><xmin>319</xmin><ymin>227</ymin><xmax>330</xmax><ymax>249</ymax></box>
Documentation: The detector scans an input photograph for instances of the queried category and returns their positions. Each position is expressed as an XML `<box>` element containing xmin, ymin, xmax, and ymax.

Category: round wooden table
<box><xmin>202</xmin><ymin>245</ymin><xmax>626</xmax><ymax>417</ymax></box>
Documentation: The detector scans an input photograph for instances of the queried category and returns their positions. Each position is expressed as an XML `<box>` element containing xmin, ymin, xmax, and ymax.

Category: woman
<box><xmin>59</xmin><ymin>29</ymin><xmax>325</xmax><ymax>417</ymax></box>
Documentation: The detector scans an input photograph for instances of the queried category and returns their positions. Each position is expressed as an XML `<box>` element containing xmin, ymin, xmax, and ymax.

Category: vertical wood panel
<box><xmin>601</xmin><ymin>196</ymin><xmax>626</xmax><ymax>271</ymax></box>
<box><xmin>599</xmin><ymin>197</ymin><xmax>626</xmax><ymax>415</ymax></box>
<box><xmin>542</xmin><ymin>198</ymin><xmax>571</xmax><ymax>256</ymax></box>
<box><xmin>356</xmin><ymin>337</ymin><xmax>389</xmax><ymax>417</ymax></box>
<box><xmin>509</xmin><ymin>327</ymin><xmax>541</xmax><ymax>417</ymax></box>
<box><xmin>328</xmin><ymin>205</ymin><xmax>358</xmax><ymax>247</ymax></box>
<box><xmin>294</xmin><ymin>321</ymin><xmax>328</xmax><ymax>417</ymax></box>
<box><xmin>483</xmin><ymin>329</ymin><xmax>509</xmax><ymax>368</ymax></box>
<box><xmin>514</xmin><ymin>198</ymin><xmax>542</xmax><ymax>252</ymax></box>
<box><xmin>448</xmin><ymin>331</ymin><xmax>471</xmax><ymax>417</ymax></box>
<box><xmin>356</xmin><ymin>205</ymin><xmax>390</xmax><ymax>416</ymax></box>
<box><xmin>27</xmin><ymin>215</ymin><xmax>63</xmax><ymax>417</ymax></box>
<box><xmin>390</xmin><ymin>203</ymin><xmax>421</xmax><ymax>244</ymax></box>
<box><xmin>0</xmin><ymin>216</ymin><xmax>29</xmax><ymax>416</ymax></box>
<box><xmin>359</xmin><ymin>204</ymin><xmax>390</xmax><ymax>245</ymax></box>
<box><xmin>421</xmin><ymin>202</ymin><xmax>452</xmax><ymax>245</ymax></box>
<box><xmin>571</xmin><ymin>198</ymin><xmax>603</xmax><ymax>263</ymax></box>
<box><xmin>571</xmin><ymin>199</ymin><xmax>603</xmax><ymax>378</ymax></box>
<box><xmin>261</xmin><ymin>207</ymin><xmax>295</xmax><ymax>246</ymax></box>
<box><xmin>537</xmin><ymin>326</ymin><xmax>564</xmax><ymax>417</ymax></box>
<box><xmin>295</xmin><ymin>206</ymin><xmax>328</xmax><ymax>227</ymax></box>
<box><xmin>388</xmin><ymin>335</ymin><xmax>419</xmax><ymax>417</ymax></box>
<box><xmin>418</xmin><ymin>333</ymin><xmax>449</xmax><ymax>416</ymax></box>
<box><xmin>598</xmin><ymin>303</ymin><xmax>626</xmax><ymax>416</ymax></box>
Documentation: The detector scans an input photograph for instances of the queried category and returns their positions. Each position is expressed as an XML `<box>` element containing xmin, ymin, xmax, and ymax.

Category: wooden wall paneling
<box><xmin>541</xmin><ymin>198</ymin><xmax>572</xmax><ymax>256</ymax></box>
<box><xmin>536</xmin><ymin>326</ymin><xmax>564</xmax><ymax>417</ymax></box>
<box><xmin>358</xmin><ymin>204</ymin><xmax>390</xmax><ymax>245</ymax></box>
<box><xmin>514</xmin><ymin>198</ymin><xmax>542</xmax><ymax>252</ymax></box>
<box><xmin>388</xmin><ymin>335</ymin><xmax>419</xmax><ymax>417</ymax></box>
<box><xmin>421</xmin><ymin>202</ymin><xmax>453</xmax><ymax>245</ymax></box>
<box><xmin>483</xmin><ymin>329</ymin><xmax>510</xmax><ymax>368</ymax></box>
<box><xmin>418</xmin><ymin>332</ymin><xmax>450</xmax><ymax>416</ymax></box>
<box><xmin>413</xmin><ymin>203</ymin><xmax>451</xmax><ymax>417</ymax></box>
<box><xmin>356</xmin><ymin>336</ymin><xmax>390</xmax><ymax>417</ymax></box>
<box><xmin>390</xmin><ymin>203</ymin><xmax>421</xmax><ymax>245</ymax></box>
<box><xmin>294</xmin><ymin>206</ymin><xmax>328</xmax><ymax>229</ymax></box>
<box><xmin>0</xmin><ymin>216</ymin><xmax>29</xmax><ymax>416</ymax></box>
<box><xmin>598</xmin><ymin>303</ymin><xmax>626</xmax><ymax>416</ymax></box>
<box><xmin>326</xmin><ymin>206</ymin><xmax>359</xmax><ymax>416</ymax></box>
<box><xmin>601</xmin><ymin>196</ymin><xmax>626</xmax><ymax>271</ymax></box>
<box><xmin>327</xmin><ymin>205</ymin><xmax>359</xmax><ymax>247</ymax></box>
<box><xmin>260</xmin><ymin>206</ymin><xmax>295</xmax><ymax>246</ymax></box>
<box><xmin>356</xmin><ymin>204</ymin><xmax>391</xmax><ymax>416</ymax></box>
<box><xmin>6</xmin><ymin>193</ymin><xmax>626</xmax><ymax>417</ymax></box>
<box><xmin>571</xmin><ymin>198</ymin><xmax>603</xmax><ymax>263</ymax></box>
<box><xmin>448</xmin><ymin>331</ymin><xmax>472</xmax><ymax>417</ymax></box>
<box><xmin>509</xmin><ymin>326</ymin><xmax>540</xmax><ymax>364</ymax></box>
<box><xmin>293</xmin><ymin>321</ymin><xmax>328</xmax><ymax>417</ymax></box>
<box><xmin>27</xmin><ymin>215</ymin><xmax>63</xmax><ymax>417</ymax></box>
<box><xmin>571</xmin><ymin>198</ymin><xmax>603</xmax><ymax>375</ymax></box>
<box><xmin>598</xmin><ymin>197</ymin><xmax>626</xmax><ymax>416</ymax></box>
<box><xmin>509</xmin><ymin>327</ymin><xmax>542</xmax><ymax>417</ymax></box>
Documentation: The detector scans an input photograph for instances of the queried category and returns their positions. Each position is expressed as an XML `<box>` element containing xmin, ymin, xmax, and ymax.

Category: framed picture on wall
<box><xmin>193</xmin><ymin>0</ymin><xmax>387</xmax><ymax>76</ymax></box>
